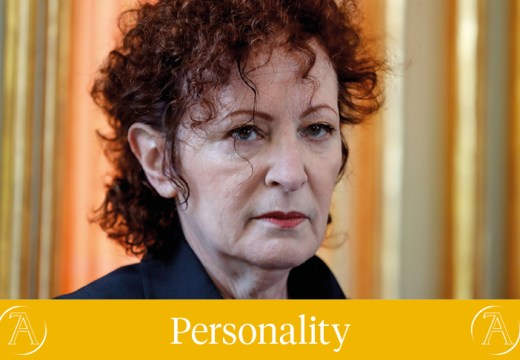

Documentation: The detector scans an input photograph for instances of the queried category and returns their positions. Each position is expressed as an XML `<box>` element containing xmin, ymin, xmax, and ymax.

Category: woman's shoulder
<box><xmin>55</xmin><ymin>262</ymin><xmax>144</xmax><ymax>299</ymax></box>
<box><xmin>54</xmin><ymin>238</ymin><xmax>221</xmax><ymax>299</ymax></box>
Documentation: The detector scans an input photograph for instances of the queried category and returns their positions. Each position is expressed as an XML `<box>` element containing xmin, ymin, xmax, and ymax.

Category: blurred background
<box><xmin>0</xmin><ymin>0</ymin><xmax>518</xmax><ymax>299</ymax></box>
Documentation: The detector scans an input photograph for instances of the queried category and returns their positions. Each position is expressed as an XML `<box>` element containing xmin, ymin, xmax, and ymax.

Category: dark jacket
<box><xmin>57</xmin><ymin>238</ymin><xmax>346</xmax><ymax>299</ymax></box>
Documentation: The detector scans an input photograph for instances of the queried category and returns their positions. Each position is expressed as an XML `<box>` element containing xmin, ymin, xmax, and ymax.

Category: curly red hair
<box><xmin>92</xmin><ymin>0</ymin><xmax>384</xmax><ymax>257</ymax></box>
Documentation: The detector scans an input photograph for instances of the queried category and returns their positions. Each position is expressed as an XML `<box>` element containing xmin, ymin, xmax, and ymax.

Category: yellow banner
<box><xmin>0</xmin><ymin>300</ymin><xmax>519</xmax><ymax>359</ymax></box>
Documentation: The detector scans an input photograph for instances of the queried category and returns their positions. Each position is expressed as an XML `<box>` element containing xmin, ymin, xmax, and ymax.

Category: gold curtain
<box><xmin>1</xmin><ymin>0</ymin><xmax>518</xmax><ymax>299</ymax></box>
<box><xmin>508</xmin><ymin>0</ymin><xmax>520</xmax><ymax>298</ymax></box>
<box><xmin>325</xmin><ymin>0</ymin><xmax>519</xmax><ymax>299</ymax></box>
<box><xmin>445</xmin><ymin>0</ymin><xmax>519</xmax><ymax>299</ymax></box>
<box><xmin>0</xmin><ymin>0</ymin><xmax>66</xmax><ymax>298</ymax></box>
<box><xmin>0</xmin><ymin>0</ymin><xmax>137</xmax><ymax>299</ymax></box>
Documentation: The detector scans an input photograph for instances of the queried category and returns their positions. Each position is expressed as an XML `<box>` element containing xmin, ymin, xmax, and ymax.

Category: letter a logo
<box><xmin>481</xmin><ymin>312</ymin><xmax>513</xmax><ymax>346</ymax></box>
<box><xmin>0</xmin><ymin>305</ymin><xmax>48</xmax><ymax>355</ymax></box>
<box><xmin>471</xmin><ymin>306</ymin><xmax>520</xmax><ymax>356</ymax></box>
<box><xmin>8</xmin><ymin>312</ymin><xmax>40</xmax><ymax>346</ymax></box>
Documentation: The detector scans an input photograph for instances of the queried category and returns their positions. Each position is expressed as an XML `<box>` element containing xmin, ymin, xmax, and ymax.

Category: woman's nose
<box><xmin>264</xmin><ymin>136</ymin><xmax>308</xmax><ymax>192</ymax></box>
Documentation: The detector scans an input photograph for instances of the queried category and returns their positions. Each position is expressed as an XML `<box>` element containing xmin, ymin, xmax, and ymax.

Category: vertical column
<box><xmin>507</xmin><ymin>0</ymin><xmax>520</xmax><ymax>299</ymax></box>
<box><xmin>39</xmin><ymin>0</ymin><xmax>68</xmax><ymax>299</ymax></box>
<box><xmin>379</xmin><ymin>0</ymin><xmax>449</xmax><ymax>299</ymax></box>
<box><xmin>380</xmin><ymin>0</ymin><xmax>406</xmax><ymax>299</ymax></box>
<box><xmin>449</xmin><ymin>0</ymin><xmax>481</xmax><ymax>299</ymax></box>
<box><xmin>26</xmin><ymin>0</ymin><xmax>47</xmax><ymax>299</ymax></box>
<box><xmin>0</xmin><ymin>0</ymin><xmax>8</xmax><ymax>298</ymax></box>
<box><xmin>480</xmin><ymin>0</ymin><xmax>510</xmax><ymax>298</ymax></box>
<box><xmin>448</xmin><ymin>0</ymin><xmax>513</xmax><ymax>299</ymax></box>
<box><xmin>0</xmin><ymin>0</ymin><xmax>33</xmax><ymax>299</ymax></box>
<box><xmin>0</xmin><ymin>0</ymin><xmax>79</xmax><ymax>298</ymax></box>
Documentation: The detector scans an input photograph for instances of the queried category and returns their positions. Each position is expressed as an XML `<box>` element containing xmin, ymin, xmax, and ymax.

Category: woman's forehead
<box><xmin>235</xmin><ymin>41</ymin><xmax>335</xmax><ymax>82</ymax></box>
<box><xmin>224</xmin><ymin>47</ymin><xmax>336</xmax><ymax>104</ymax></box>
<box><xmin>182</xmin><ymin>42</ymin><xmax>338</xmax><ymax>129</ymax></box>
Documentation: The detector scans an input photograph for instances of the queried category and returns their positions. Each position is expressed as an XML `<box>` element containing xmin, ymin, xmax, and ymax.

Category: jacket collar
<box><xmin>141</xmin><ymin>238</ymin><xmax>223</xmax><ymax>299</ymax></box>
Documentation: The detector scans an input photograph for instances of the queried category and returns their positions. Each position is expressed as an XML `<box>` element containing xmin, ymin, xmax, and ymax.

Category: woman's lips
<box><xmin>253</xmin><ymin>211</ymin><xmax>307</xmax><ymax>229</ymax></box>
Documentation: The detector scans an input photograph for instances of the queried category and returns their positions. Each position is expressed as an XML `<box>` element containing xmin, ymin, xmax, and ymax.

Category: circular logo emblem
<box><xmin>471</xmin><ymin>306</ymin><xmax>520</xmax><ymax>356</ymax></box>
<box><xmin>0</xmin><ymin>306</ymin><xmax>47</xmax><ymax>356</ymax></box>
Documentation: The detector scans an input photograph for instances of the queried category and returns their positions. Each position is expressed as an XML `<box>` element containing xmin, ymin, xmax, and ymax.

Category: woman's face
<box><xmin>176</xmin><ymin>43</ymin><xmax>342</xmax><ymax>272</ymax></box>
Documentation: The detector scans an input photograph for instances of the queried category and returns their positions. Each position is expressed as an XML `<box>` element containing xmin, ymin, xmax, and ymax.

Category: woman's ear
<box><xmin>128</xmin><ymin>123</ymin><xmax>177</xmax><ymax>198</ymax></box>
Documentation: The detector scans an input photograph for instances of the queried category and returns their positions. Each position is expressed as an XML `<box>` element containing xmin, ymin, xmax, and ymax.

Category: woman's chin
<box><xmin>239</xmin><ymin>239</ymin><xmax>319</xmax><ymax>271</ymax></box>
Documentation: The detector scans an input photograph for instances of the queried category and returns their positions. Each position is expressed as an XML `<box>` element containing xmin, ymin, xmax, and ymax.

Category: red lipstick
<box><xmin>254</xmin><ymin>211</ymin><xmax>307</xmax><ymax>229</ymax></box>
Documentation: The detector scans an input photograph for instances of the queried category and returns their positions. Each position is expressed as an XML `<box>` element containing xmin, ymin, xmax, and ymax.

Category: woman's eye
<box><xmin>302</xmin><ymin>123</ymin><xmax>335</xmax><ymax>139</ymax></box>
<box><xmin>229</xmin><ymin>125</ymin><xmax>260</xmax><ymax>141</ymax></box>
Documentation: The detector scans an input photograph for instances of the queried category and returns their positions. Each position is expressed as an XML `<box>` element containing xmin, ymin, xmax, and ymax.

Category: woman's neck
<box><xmin>185</xmin><ymin>236</ymin><xmax>291</xmax><ymax>299</ymax></box>
<box><xmin>208</xmin><ymin>266</ymin><xmax>290</xmax><ymax>299</ymax></box>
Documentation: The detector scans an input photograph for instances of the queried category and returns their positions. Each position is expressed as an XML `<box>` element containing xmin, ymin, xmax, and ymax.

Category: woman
<box><xmin>58</xmin><ymin>0</ymin><xmax>383</xmax><ymax>299</ymax></box>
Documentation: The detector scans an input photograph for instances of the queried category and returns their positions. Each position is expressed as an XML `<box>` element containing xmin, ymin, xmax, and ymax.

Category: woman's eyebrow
<box><xmin>300</xmin><ymin>104</ymin><xmax>338</xmax><ymax>118</ymax></box>
<box><xmin>223</xmin><ymin>105</ymin><xmax>337</xmax><ymax>121</ymax></box>
<box><xmin>224</xmin><ymin>109</ymin><xmax>274</xmax><ymax>121</ymax></box>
